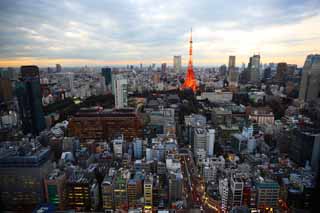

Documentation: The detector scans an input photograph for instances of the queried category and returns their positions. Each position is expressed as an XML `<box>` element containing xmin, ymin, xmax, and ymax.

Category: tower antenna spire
<box><xmin>181</xmin><ymin>28</ymin><xmax>197</xmax><ymax>92</ymax></box>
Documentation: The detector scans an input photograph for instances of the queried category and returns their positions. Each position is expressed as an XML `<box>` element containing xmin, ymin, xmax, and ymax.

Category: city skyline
<box><xmin>0</xmin><ymin>0</ymin><xmax>320</xmax><ymax>67</ymax></box>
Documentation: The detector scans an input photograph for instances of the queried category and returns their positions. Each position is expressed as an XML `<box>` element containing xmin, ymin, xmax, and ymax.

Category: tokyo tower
<box><xmin>181</xmin><ymin>28</ymin><xmax>197</xmax><ymax>92</ymax></box>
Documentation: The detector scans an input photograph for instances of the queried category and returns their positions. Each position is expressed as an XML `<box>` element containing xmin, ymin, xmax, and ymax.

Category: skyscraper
<box><xmin>56</xmin><ymin>64</ymin><xmax>62</xmax><ymax>73</ymax></box>
<box><xmin>16</xmin><ymin>66</ymin><xmax>46</xmax><ymax>135</ymax></box>
<box><xmin>228</xmin><ymin>56</ymin><xmax>238</xmax><ymax>86</ymax></box>
<box><xmin>161</xmin><ymin>63</ymin><xmax>167</xmax><ymax>73</ymax></box>
<box><xmin>274</xmin><ymin>62</ymin><xmax>288</xmax><ymax>83</ymax></box>
<box><xmin>228</xmin><ymin>56</ymin><xmax>236</xmax><ymax>70</ymax></box>
<box><xmin>249</xmin><ymin>55</ymin><xmax>261</xmax><ymax>83</ymax></box>
<box><xmin>113</xmin><ymin>75</ymin><xmax>128</xmax><ymax>109</ymax></box>
<box><xmin>299</xmin><ymin>54</ymin><xmax>320</xmax><ymax>102</ymax></box>
<box><xmin>173</xmin><ymin>56</ymin><xmax>182</xmax><ymax>73</ymax></box>
<box><xmin>101</xmin><ymin>67</ymin><xmax>112</xmax><ymax>91</ymax></box>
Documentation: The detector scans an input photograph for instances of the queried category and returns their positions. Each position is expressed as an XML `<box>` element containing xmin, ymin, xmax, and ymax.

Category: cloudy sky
<box><xmin>0</xmin><ymin>0</ymin><xmax>319</xmax><ymax>67</ymax></box>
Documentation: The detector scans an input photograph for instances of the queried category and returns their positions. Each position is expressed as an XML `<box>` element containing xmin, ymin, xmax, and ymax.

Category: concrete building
<box><xmin>0</xmin><ymin>142</ymin><xmax>52</xmax><ymax>211</ymax></box>
<box><xmin>219</xmin><ymin>178</ymin><xmax>229</xmax><ymax>212</ymax></box>
<box><xmin>113</xmin><ymin>175</ymin><xmax>127</xmax><ymax>210</ymax></box>
<box><xmin>66</xmin><ymin>171</ymin><xmax>95</xmax><ymax>211</ymax></box>
<box><xmin>102</xmin><ymin>176</ymin><xmax>114</xmax><ymax>210</ymax></box>
<box><xmin>144</xmin><ymin>175</ymin><xmax>153</xmax><ymax>207</ymax></box>
<box><xmin>230</xmin><ymin>175</ymin><xmax>244</xmax><ymax>207</ymax></box>
<box><xmin>112</xmin><ymin>135</ymin><xmax>124</xmax><ymax>159</ymax></box>
<box><xmin>127</xmin><ymin>179</ymin><xmax>138</xmax><ymax>208</ymax></box>
<box><xmin>68</xmin><ymin>108</ymin><xmax>144</xmax><ymax>142</ymax></box>
<box><xmin>255</xmin><ymin>179</ymin><xmax>280</xmax><ymax>210</ymax></box>
<box><xmin>289</xmin><ymin>128</ymin><xmax>320</xmax><ymax>175</ymax></box>
<box><xmin>44</xmin><ymin>169</ymin><xmax>67</xmax><ymax>210</ymax></box>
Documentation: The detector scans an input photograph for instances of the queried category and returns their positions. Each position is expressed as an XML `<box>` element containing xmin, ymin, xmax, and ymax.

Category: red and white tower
<box><xmin>182</xmin><ymin>28</ymin><xmax>197</xmax><ymax>92</ymax></box>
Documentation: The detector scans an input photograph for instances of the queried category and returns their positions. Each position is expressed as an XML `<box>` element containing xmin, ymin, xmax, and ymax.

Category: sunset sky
<box><xmin>0</xmin><ymin>0</ymin><xmax>319</xmax><ymax>67</ymax></box>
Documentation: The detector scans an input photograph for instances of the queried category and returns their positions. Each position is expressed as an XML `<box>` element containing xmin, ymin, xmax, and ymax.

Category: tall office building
<box><xmin>173</xmin><ymin>56</ymin><xmax>182</xmax><ymax>73</ymax></box>
<box><xmin>114</xmin><ymin>76</ymin><xmax>128</xmax><ymax>109</ymax></box>
<box><xmin>256</xmin><ymin>180</ymin><xmax>280</xmax><ymax>210</ymax></box>
<box><xmin>102</xmin><ymin>176</ymin><xmax>114</xmax><ymax>210</ymax></box>
<box><xmin>274</xmin><ymin>62</ymin><xmax>288</xmax><ymax>83</ymax></box>
<box><xmin>16</xmin><ymin>66</ymin><xmax>46</xmax><ymax>135</ymax></box>
<box><xmin>101</xmin><ymin>67</ymin><xmax>112</xmax><ymax>91</ymax></box>
<box><xmin>0</xmin><ymin>78</ymin><xmax>13</xmax><ymax>102</ymax></box>
<box><xmin>249</xmin><ymin>55</ymin><xmax>261</xmax><ymax>83</ymax></box>
<box><xmin>228</xmin><ymin>56</ymin><xmax>236</xmax><ymax>70</ymax></box>
<box><xmin>66</xmin><ymin>172</ymin><xmax>93</xmax><ymax>211</ymax></box>
<box><xmin>56</xmin><ymin>64</ymin><xmax>62</xmax><ymax>73</ymax></box>
<box><xmin>168</xmin><ymin>173</ymin><xmax>183</xmax><ymax>204</ymax></box>
<box><xmin>161</xmin><ymin>63</ymin><xmax>167</xmax><ymax>73</ymax></box>
<box><xmin>127</xmin><ymin>179</ymin><xmax>137</xmax><ymax>208</ymax></box>
<box><xmin>299</xmin><ymin>54</ymin><xmax>320</xmax><ymax>102</ymax></box>
<box><xmin>228</xmin><ymin>56</ymin><xmax>238</xmax><ymax>86</ymax></box>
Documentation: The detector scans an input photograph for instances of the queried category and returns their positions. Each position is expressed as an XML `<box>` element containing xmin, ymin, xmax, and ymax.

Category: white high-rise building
<box><xmin>173</xmin><ymin>56</ymin><xmax>182</xmax><ymax>73</ymax></box>
<box><xmin>114</xmin><ymin>77</ymin><xmax>128</xmax><ymax>109</ymax></box>
<box><xmin>207</xmin><ymin>129</ymin><xmax>215</xmax><ymax>156</ymax></box>
<box><xmin>219</xmin><ymin>178</ymin><xmax>229</xmax><ymax>212</ymax></box>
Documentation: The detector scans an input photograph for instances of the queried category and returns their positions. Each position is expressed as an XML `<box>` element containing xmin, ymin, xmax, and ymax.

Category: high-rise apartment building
<box><xmin>114</xmin><ymin>76</ymin><xmax>128</xmax><ymax>109</ymax></box>
<box><xmin>173</xmin><ymin>56</ymin><xmax>182</xmax><ymax>73</ymax></box>
<box><xmin>299</xmin><ymin>54</ymin><xmax>320</xmax><ymax>102</ymax></box>
<box><xmin>16</xmin><ymin>66</ymin><xmax>46</xmax><ymax>135</ymax></box>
